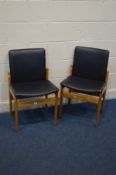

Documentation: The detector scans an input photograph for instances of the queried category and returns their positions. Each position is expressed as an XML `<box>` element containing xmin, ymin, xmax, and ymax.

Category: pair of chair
<box><xmin>8</xmin><ymin>47</ymin><xmax>109</xmax><ymax>131</ymax></box>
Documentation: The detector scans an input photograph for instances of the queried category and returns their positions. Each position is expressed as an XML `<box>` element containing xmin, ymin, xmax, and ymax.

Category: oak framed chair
<box><xmin>60</xmin><ymin>46</ymin><xmax>109</xmax><ymax>127</ymax></box>
<box><xmin>8</xmin><ymin>48</ymin><xmax>59</xmax><ymax>131</ymax></box>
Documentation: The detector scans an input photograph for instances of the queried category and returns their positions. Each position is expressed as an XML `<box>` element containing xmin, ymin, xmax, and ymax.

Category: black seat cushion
<box><xmin>72</xmin><ymin>46</ymin><xmax>109</xmax><ymax>82</ymax></box>
<box><xmin>61</xmin><ymin>76</ymin><xmax>106</xmax><ymax>95</ymax></box>
<box><xmin>10</xmin><ymin>80</ymin><xmax>59</xmax><ymax>98</ymax></box>
<box><xmin>9</xmin><ymin>48</ymin><xmax>46</xmax><ymax>83</ymax></box>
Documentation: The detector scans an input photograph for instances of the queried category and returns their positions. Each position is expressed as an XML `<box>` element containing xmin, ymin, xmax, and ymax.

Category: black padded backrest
<box><xmin>9</xmin><ymin>48</ymin><xmax>46</xmax><ymax>83</ymax></box>
<box><xmin>72</xmin><ymin>46</ymin><xmax>109</xmax><ymax>82</ymax></box>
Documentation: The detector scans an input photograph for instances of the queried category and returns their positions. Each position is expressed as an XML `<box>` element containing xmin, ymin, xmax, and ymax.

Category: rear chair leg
<box><xmin>14</xmin><ymin>98</ymin><xmax>19</xmax><ymax>132</ymax></box>
<box><xmin>68</xmin><ymin>89</ymin><xmax>71</xmax><ymax>105</ymax></box>
<box><xmin>9</xmin><ymin>91</ymin><xmax>13</xmax><ymax>115</ymax></box>
<box><xmin>60</xmin><ymin>87</ymin><xmax>63</xmax><ymax>118</ymax></box>
<box><xmin>96</xmin><ymin>96</ymin><xmax>102</xmax><ymax>128</ymax></box>
<box><xmin>45</xmin><ymin>95</ymin><xmax>48</xmax><ymax>110</ymax></box>
<box><xmin>54</xmin><ymin>92</ymin><xmax>58</xmax><ymax>126</ymax></box>
<box><xmin>101</xmin><ymin>91</ymin><xmax>106</xmax><ymax>113</ymax></box>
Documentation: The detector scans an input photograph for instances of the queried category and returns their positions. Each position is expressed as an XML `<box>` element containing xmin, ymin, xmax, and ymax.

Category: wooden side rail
<box><xmin>18</xmin><ymin>97</ymin><xmax>56</xmax><ymax>108</ymax></box>
<box><xmin>63</xmin><ymin>91</ymin><xmax>99</xmax><ymax>104</ymax></box>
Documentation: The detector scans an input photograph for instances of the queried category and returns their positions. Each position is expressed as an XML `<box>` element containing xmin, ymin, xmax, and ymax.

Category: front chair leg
<box><xmin>14</xmin><ymin>98</ymin><xmax>19</xmax><ymax>132</ymax></box>
<box><xmin>54</xmin><ymin>92</ymin><xmax>58</xmax><ymax>126</ymax></box>
<box><xmin>96</xmin><ymin>96</ymin><xmax>102</xmax><ymax>128</ymax></box>
<box><xmin>9</xmin><ymin>91</ymin><xmax>13</xmax><ymax>115</ymax></box>
<box><xmin>60</xmin><ymin>86</ymin><xmax>63</xmax><ymax>118</ymax></box>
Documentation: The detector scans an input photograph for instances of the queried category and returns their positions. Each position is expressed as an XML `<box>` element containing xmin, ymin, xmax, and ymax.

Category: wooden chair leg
<box><xmin>14</xmin><ymin>98</ymin><xmax>19</xmax><ymax>132</ymax></box>
<box><xmin>45</xmin><ymin>95</ymin><xmax>48</xmax><ymax>109</ymax></box>
<box><xmin>68</xmin><ymin>89</ymin><xmax>71</xmax><ymax>105</ymax></box>
<box><xmin>101</xmin><ymin>91</ymin><xmax>106</xmax><ymax>113</ymax></box>
<box><xmin>60</xmin><ymin>86</ymin><xmax>63</xmax><ymax>118</ymax></box>
<box><xmin>54</xmin><ymin>92</ymin><xmax>58</xmax><ymax>126</ymax></box>
<box><xmin>9</xmin><ymin>91</ymin><xmax>13</xmax><ymax>115</ymax></box>
<box><xmin>96</xmin><ymin>96</ymin><xmax>102</xmax><ymax>128</ymax></box>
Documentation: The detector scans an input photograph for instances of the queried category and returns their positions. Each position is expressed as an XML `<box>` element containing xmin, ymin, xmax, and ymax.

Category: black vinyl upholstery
<box><xmin>9</xmin><ymin>48</ymin><xmax>46</xmax><ymax>83</ymax></box>
<box><xmin>61</xmin><ymin>46</ymin><xmax>109</xmax><ymax>95</ymax></box>
<box><xmin>11</xmin><ymin>81</ymin><xmax>58</xmax><ymax>97</ymax></box>
<box><xmin>9</xmin><ymin>48</ymin><xmax>58</xmax><ymax>98</ymax></box>
<box><xmin>72</xmin><ymin>46</ymin><xmax>109</xmax><ymax>81</ymax></box>
<box><xmin>61</xmin><ymin>76</ymin><xmax>105</xmax><ymax>95</ymax></box>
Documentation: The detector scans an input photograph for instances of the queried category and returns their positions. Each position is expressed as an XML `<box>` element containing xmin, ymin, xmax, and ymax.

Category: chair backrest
<box><xmin>72</xmin><ymin>46</ymin><xmax>109</xmax><ymax>82</ymax></box>
<box><xmin>9</xmin><ymin>48</ymin><xmax>46</xmax><ymax>83</ymax></box>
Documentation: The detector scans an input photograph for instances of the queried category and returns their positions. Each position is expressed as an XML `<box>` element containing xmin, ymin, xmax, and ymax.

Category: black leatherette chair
<box><xmin>8</xmin><ymin>48</ymin><xmax>59</xmax><ymax>131</ymax></box>
<box><xmin>60</xmin><ymin>46</ymin><xmax>109</xmax><ymax>127</ymax></box>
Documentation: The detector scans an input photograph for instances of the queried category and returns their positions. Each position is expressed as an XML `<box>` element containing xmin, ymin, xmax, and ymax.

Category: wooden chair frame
<box><xmin>8</xmin><ymin>68</ymin><xmax>58</xmax><ymax>132</ymax></box>
<box><xmin>60</xmin><ymin>65</ymin><xmax>109</xmax><ymax>128</ymax></box>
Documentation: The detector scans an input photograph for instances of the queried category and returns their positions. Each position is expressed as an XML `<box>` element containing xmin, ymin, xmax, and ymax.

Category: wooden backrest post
<box><xmin>46</xmin><ymin>68</ymin><xmax>49</xmax><ymax>80</ymax></box>
<box><xmin>8</xmin><ymin>72</ymin><xmax>11</xmax><ymax>86</ymax></box>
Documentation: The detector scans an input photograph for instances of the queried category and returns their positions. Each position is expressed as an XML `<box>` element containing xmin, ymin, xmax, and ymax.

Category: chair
<box><xmin>8</xmin><ymin>48</ymin><xmax>59</xmax><ymax>131</ymax></box>
<box><xmin>60</xmin><ymin>46</ymin><xmax>109</xmax><ymax>127</ymax></box>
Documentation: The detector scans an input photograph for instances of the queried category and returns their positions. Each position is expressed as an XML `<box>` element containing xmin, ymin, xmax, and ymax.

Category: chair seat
<box><xmin>61</xmin><ymin>76</ymin><xmax>106</xmax><ymax>95</ymax></box>
<box><xmin>10</xmin><ymin>80</ymin><xmax>59</xmax><ymax>98</ymax></box>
